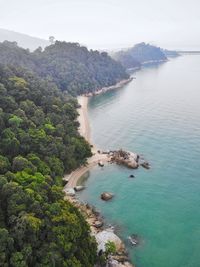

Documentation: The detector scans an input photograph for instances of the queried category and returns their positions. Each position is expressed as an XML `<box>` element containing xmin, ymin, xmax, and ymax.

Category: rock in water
<box><xmin>65</xmin><ymin>188</ymin><xmax>75</xmax><ymax>196</ymax></box>
<box><xmin>140</xmin><ymin>161</ymin><xmax>150</xmax><ymax>169</ymax></box>
<box><xmin>74</xmin><ymin>185</ymin><xmax>85</xmax><ymax>191</ymax></box>
<box><xmin>101</xmin><ymin>192</ymin><xmax>114</xmax><ymax>201</ymax></box>
<box><xmin>98</xmin><ymin>160</ymin><xmax>104</xmax><ymax>167</ymax></box>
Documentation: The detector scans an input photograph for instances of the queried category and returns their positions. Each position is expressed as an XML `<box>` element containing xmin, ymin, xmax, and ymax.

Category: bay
<box><xmin>78</xmin><ymin>55</ymin><xmax>200</xmax><ymax>267</ymax></box>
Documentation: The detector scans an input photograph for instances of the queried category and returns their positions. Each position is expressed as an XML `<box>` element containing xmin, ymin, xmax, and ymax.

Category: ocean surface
<box><xmin>78</xmin><ymin>55</ymin><xmax>200</xmax><ymax>267</ymax></box>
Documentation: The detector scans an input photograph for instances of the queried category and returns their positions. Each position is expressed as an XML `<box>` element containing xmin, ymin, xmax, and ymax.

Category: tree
<box><xmin>49</xmin><ymin>36</ymin><xmax>55</xmax><ymax>45</ymax></box>
<box><xmin>12</xmin><ymin>156</ymin><xmax>35</xmax><ymax>172</ymax></box>
<box><xmin>105</xmin><ymin>241</ymin><xmax>116</xmax><ymax>257</ymax></box>
<box><xmin>0</xmin><ymin>228</ymin><xmax>14</xmax><ymax>265</ymax></box>
<box><xmin>0</xmin><ymin>61</ymin><xmax>97</xmax><ymax>266</ymax></box>
<box><xmin>0</xmin><ymin>156</ymin><xmax>11</xmax><ymax>174</ymax></box>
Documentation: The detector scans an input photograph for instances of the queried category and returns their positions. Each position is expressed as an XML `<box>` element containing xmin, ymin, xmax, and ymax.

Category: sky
<box><xmin>0</xmin><ymin>0</ymin><xmax>200</xmax><ymax>50</ymax></box>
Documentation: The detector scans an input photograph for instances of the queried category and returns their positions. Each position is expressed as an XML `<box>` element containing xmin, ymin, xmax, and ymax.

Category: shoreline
<box><xmin>64</xmin><ymin>77</ymin><xmax>133</xmax><ymax>189</ymax></box>
<box><xmin>63</xmin><ymin>96</ymin><xmax>110</xmax><ymax>189</ymax></box>
<box><xmin>63</xmin><ymin>78</ymin><xmax>135</xmax><ymax>267</ymax></box>
<box><xmin>85</xmin><ymin>77</ymin><xmax>133</xmax><ymax>97</ymax></box>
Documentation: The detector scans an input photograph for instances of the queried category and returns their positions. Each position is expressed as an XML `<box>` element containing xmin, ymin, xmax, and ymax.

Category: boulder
<box><xmin>126</xmin><ymin>160</ymin><xmax>138</xmax><ymax>169</ymax></box>
<box><xmin>74</xmin><ymin>185</ymin><xmax>85</xmax><ymax>191</ymax></box>
<box><xmin>94</xmin><ymin>220</ymin><xmax>103</xmax><ymax>228</ymax></box>
<box><xmin>65</xmin><ymin>188</ymin><xmax>75</xmax><ymax>196</ymax></box>
<box><xmin>98</xmin><ymin>160</ymin><xmax>104</xmax><ymax>167</ymax></box>
<box><xmin>101</xmin><ymin>192</ymin><xmax>113</xmax><ymax>201</ymax></box>
<box><xmin>140</xmin><ymin>161</ymin><xmax>150</xmax><ymax>169</ymax></box>
<box><xmin>95</xmin><ymin>229</ymin><xmax>124</xmax><ymax>252</ymax></box>
<box><xmin>128</xmin><ymin>234</ymin><xmax>139</xmax><ymax>246</ymax></box>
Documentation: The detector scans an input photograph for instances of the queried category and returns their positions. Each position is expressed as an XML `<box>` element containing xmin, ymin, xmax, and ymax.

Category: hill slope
<box><xmin>0</xmin><ymin>64</ymin><xmax>97</xmax><ymax>266</ymax></box>
<box><xmin>0</xmin><ymin>28</ymin><xmax>49</xmax><ymax>51</ymax></box>
<box><xmin>0</xmin><ymin>41</ymin><xmax>129</xmax><ymax>95</ymax></box>
<box><xmin>112</xmin><ymin>43</ymin><xmax>168</xmax><ymax>69</ymax></box>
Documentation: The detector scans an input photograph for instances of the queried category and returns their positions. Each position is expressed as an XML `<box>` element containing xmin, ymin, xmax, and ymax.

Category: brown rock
<box><xmin>94</xmin><ymin>220</ymin><xmax>103</xmax><ymax>228</ymax></box>
<box><xmin>101</xmin><ymin>192</ymin><xmax>114</xmax><ymax>201</ymax></box>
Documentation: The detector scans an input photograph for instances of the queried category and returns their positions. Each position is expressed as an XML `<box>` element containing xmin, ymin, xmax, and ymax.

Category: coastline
<box><xmin>64</xmin><ymin>77</ymin><xmax>133</xmax><ymax>189</ymax></box>
<box><xmin>63</xmin><ymin>95</ymin><xmax>110</xmax><ymax>188</ymax></box>
<box><xmin>85</xmin><ymin>77</ymin><xmax>133</xmax><ymax>97</ymax></box>
<box><xmin>63</xmin><ymin>78</ymin><xmax>135</xmax><ymax>267</ymax></box>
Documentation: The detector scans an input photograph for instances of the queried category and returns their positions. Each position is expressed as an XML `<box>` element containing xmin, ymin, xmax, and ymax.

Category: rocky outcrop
<box><xmin>94</xmin><ymin>220</ymin><xmax>103</xmax><ymax>228</ymax></box>
<box><xmin>111</xmin><ymin>150</ymin><xmax>139</xmax><ymax>169</ymax></box>
<box><xmin>65</xmin><ymin>188</ymin><xmax>75</xmax><ymax>196</ymax></box>
<box><xmin>101</xmin><ymin>192</ymin><xmax>114</xmax><ymax>201</ymax></box>
<box><xmin>95</xmin><ymin>228</ymin><xmax>124</xmax><ymax>253</ymax></box>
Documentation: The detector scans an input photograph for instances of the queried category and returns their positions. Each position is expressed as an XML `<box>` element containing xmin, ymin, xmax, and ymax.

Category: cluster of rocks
<box><xmin>65</xmin><ymin>186</ymin><xmax>85</xmax><ymax>196</ymax></box>
<box><xmin>96</xmin><ymin>228</ymin><xmax>134</xmax><ymax>267</ymax></box>
<box><xmin>65</xmin><ymin>195</ymin><xmax>134</xmax><ymax>267</ymax></box>
<box><xmin>110</xmin><ymin>149</ymin><xmax>139</xmax><ymax>169</ymax></box>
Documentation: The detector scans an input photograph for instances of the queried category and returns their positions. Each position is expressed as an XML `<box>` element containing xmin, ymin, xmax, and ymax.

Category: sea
<box><xmin>78</xmin><ymin>55</ymin><xmax>200</xmax><ymax>267</ymax></box>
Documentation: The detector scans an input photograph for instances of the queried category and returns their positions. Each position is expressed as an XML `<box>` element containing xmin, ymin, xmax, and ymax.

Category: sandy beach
<box><xmin>77</xmin><ymin>96</ymin><xmax>91</xmax><ymax>143</ymax></box>
<box><xmin>64</xmin><ymin>95</ymin><xmax>110</xmax><ymax>189</ymax></box>
<box><xmin>64</xmin><ymin>78</ymin><xmax>133</xmax><ymax>190</ymax></box>
<box><xmin>63</xmin><ymin>81</ymin><xmax>135</xmax><ymax>267</ymax></box>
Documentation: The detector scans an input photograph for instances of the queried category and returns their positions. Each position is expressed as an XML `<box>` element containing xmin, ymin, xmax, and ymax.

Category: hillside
<box><xmin>0</xmin><ymin>41</ymin><xmax>129</xmax><ymax>265</ymax></box>
<box><xmin>0</xmin><ymin>28</ymin><xmax>49</xmax><ymax>51</ymax></box>
<box><xmin>112</xmin><ymin>43</ymin><xmax>168</xmax><ymax>69</ymax></box>
<box><xmin>112</xmin><ymin>50</ymin><xmax>141</xmax><ymax>70</ymax></box>
<box><xmin>0</xmin><ymin>65</ymin><xmax>97</xmax><ymax>266</ymax></box>
<box><xmin>0</xmin><ymin>41</ymin><xmax>129</xmax><ymax>95</ymax></box>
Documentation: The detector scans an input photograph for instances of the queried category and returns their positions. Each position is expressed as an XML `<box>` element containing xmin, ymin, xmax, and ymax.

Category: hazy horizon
<box><xmin>1</xmin><ymin>0</ymin><xmax>200</xmax><ymax>50</ymax></box>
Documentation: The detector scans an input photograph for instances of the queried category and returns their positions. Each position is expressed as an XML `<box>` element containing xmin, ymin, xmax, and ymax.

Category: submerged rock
<box><xmin>140</xmin><ymin>161</ymin><xmax>150</xmax><ymax>169</ymax></box>
<box><xmin>128</xmin><ymin>234</ymin><xmax>139</xmax><ymax>246</ymax></box>
<box><xmin>101</xmin><ymin>192</ymin><xmax>114</xmax><ymax>201</ymax></box>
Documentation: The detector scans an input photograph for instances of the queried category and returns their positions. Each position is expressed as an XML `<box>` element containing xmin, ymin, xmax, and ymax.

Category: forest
<box><xmin>0</xmin><ymin>40</ymin><xmax>129</xmax><ymax>266</ymax></box>
<box><xmin>0</xmin><ymin>41</ymin><xmax>129</xmax><ymax>95</ymax></box>
<box><xmin>0</xmin><ymin>65</ymin><xmax>98</xmax><ymax>266</ymax></box>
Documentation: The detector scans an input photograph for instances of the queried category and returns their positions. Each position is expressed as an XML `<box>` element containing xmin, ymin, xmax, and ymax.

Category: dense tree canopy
<box><xmin>0</xmin><ymin>65</ymin><xmax>97</xmax><ymax>266</ymax></box>
<box><xmin>0</xmin><ymin>39</ymin><xmax>130</xmax><ymax>266</ymax></box>
<box><xmin>0</xmin><ymin>41</ymin><xmax>129</xmax><ymax>95</ymax></box>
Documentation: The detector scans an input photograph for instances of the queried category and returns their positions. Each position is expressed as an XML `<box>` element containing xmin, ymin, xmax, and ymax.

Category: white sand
<box><xmin>64</xmin><ymin>96</ymin><xmax>109</xmax><ymax>190</ymax></box>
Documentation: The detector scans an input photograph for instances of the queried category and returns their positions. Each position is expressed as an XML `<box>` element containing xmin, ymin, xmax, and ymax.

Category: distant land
<box><xmin>111</xmin><ymin>43</ymin><xmax>179</xmax><ymax>70</ymax></box>
<box><xmin>0</xmin><ymin>28</ymin><xmax>50</xmax><ymax>50</ymax></box>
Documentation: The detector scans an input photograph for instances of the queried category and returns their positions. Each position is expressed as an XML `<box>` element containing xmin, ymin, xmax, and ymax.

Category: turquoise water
<box><xmin>78</xmin><ymin>55</ymin><xmax>200</xmax><ymax>267</ymax></box>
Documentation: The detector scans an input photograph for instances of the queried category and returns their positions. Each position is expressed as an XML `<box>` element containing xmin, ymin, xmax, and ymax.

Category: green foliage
<box><xmin>0</xmin><ymin>65</ymin><xmax>97</xmax><ymax>266</ymax></box>
<box><xmin>12</xmin><ymin>156</ymin><xmax>35</xmax><ymax>172</ymax></box>
<box><xmin>0</xmin><ymin>155</ymin><xmax>11</xmax><ymax>174</ymax></box>
<box><xmin>8</xmin><ymin>115</ymin><xmax>23</xmax><ymax>128</ymax></box>
<box><xmin>0</xmin><ymin>41</ymin><xmax>129</xmax><ymax>95</ymax></box>
<box><xmin>105</xmin><ymin>241</ymin><xmax>117</xmax><ymax>257</ymax></box>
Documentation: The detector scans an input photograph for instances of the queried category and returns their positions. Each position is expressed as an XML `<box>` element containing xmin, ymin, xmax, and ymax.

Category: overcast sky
<box><xmin>0</xmin><ymin>0</ymin><xmax>200</xmax><ymax>50</ymax></box>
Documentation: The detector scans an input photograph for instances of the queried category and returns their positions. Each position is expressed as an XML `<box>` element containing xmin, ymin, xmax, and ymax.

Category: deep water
<box><xmin>78</xmin><ymin>55</ymin><xmax>200</xmax><ymax>267</ymax></box>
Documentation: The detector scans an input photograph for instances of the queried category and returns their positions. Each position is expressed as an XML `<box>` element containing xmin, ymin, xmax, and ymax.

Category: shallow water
<box><xmin>78</xmin><ymin>55</ymin><xmax>200</xmax><ymax>267</ymax></box>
